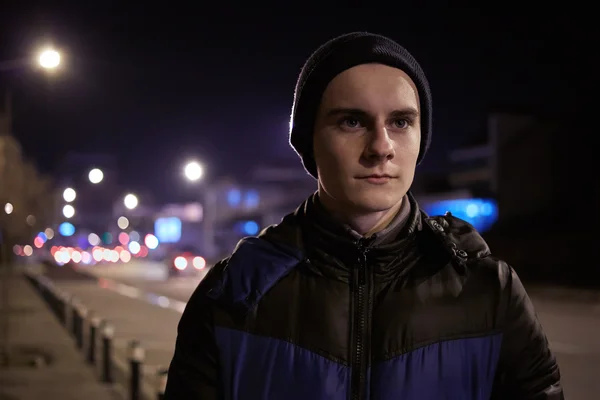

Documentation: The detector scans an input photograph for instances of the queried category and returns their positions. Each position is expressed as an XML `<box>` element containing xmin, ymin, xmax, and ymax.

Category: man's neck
<box><xmin>317</xmin><ymin>190</ymin><xmax>404</xmax><ymax>237</ymax></box>
<box><xmin>363</xmin><ymin>202</ymin><xmax>402</xmax><ymax>237</ymax></box>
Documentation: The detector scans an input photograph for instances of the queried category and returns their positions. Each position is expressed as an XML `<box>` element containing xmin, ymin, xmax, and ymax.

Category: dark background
<box><xmin>0</xmin><ymin>4</ymin><xmax>592</xmax><ymax>202</ymax></box>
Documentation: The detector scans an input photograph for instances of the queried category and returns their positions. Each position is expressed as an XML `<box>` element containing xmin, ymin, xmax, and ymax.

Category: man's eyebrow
<box><xmin>325</xmin><ymin>108</ymin><xmax>368</xmax><ymax>117</ymax></box>
<box><xmin>325</xmin><ymin>107</ymin><xmax>420</xmax><ymax>118</ymax></box>
<box><xmin>390</xmin><ymin>108</ymin><xmax>420</xmax><ymax>119</ymax></box>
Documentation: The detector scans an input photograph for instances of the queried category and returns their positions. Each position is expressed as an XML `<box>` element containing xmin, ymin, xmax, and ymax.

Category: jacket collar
<box><xmin>258</xmin><ymin>192</ymin><xmax>421</xmax><ymax>282</ymax></box>
<box><xmin>310</xmin><ymin>192</ymin><xmax>413</xmax><ymax>247</ymax></box>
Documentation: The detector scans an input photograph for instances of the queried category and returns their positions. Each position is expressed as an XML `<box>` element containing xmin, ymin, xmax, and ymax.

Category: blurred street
<box><xmin>24</xmin><ymin>260</ymin><xmax>599</xmax><ymax>400</ymax></box>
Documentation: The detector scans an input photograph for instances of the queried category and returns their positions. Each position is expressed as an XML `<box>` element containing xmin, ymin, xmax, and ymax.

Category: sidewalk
<box><xmin>37</xmin><ymin>264</ymin><xmax>180</xmax><ymax>399</ymax></box>
<box><xmin>0</xmin><ymin>268</ymin><xmax>120</xmax><ymax>400</ymax></box>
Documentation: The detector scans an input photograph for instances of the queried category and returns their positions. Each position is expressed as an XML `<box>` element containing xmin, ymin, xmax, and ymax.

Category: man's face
<box><xmin>313</xmin><ymin>63</ymin><xmax>421</xmax><ymax>215</ymax></box>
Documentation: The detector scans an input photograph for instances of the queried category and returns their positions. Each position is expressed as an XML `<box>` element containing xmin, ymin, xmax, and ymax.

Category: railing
<box><xmin>24</xmin><ymin>270</ymin><xmax>169</xmax><ymax>400</ymax></box>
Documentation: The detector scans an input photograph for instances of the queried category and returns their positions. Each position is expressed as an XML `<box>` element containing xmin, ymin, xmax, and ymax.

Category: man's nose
<box><xmin>364</xmin><ymin>125</ymin><xmax>395</xmax><ymax>161</ymax></box>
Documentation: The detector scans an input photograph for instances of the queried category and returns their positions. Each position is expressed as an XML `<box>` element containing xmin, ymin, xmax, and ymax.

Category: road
<box><xmin>33</xmin><ymin>260</ymin><xmax>600</xmax><ymax>400</ymax></box>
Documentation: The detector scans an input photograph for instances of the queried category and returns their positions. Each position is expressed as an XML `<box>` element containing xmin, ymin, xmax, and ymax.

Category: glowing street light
<box><xmin>63</xmin><ymin>187</ymin><xmax>76</xmax><ymax>202</ymax></box>
<box><xmin>89</xmin><ymin>168</ymin><xmax>104</xmax><ymax>184</ymax></box>
<box><xmin>38</xmin><ymin>48</ymin><xmax>61</xmax><ymax>69</ymax></box>
<box><xmin>62</xmin><ymin>204</ymin><xmax>75</xmax><ymax>218</ymax></box>
<box><xmin>124</xmin><ymin>194</ymin><xmax>138</xmax><ymax>210</ymax></box>
<box><xmin>4</xmin><ymin>202</ymin><xmax>13</xmax><ymax>215</ymax></box>
<box><xmin>184</xmin><ymin>161</ymin><xmax>204</xmax><ymax>182</ymax></box>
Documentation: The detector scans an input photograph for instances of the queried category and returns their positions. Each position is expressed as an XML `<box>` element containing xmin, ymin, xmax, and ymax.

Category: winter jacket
<box><xmin>165</xmin><ymin>194</ymin><xmax>563</xmax><ymax>399</ymax></box>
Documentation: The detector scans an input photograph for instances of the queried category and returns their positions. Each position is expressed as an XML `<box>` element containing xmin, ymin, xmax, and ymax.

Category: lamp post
<box><xmin>1</xmin><ymin>47</ymin><xmax>63</xmax><ymax>135</ymax></box>
<box><xmin>0</xmin><ymin>46</ymin><xmax>64</xmax><ymax>366</ymax></box>
<box><xmin>182</xmin><ymin>160</ymin><xmax>217</xmax><ymax>260</ymax></box>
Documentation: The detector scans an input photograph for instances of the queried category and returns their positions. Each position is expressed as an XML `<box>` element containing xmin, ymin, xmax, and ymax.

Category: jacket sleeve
<box><xmin>492</xmin><ymin>265</ymin><xmax>564</xmax><ymax>399</ymax></box>
<box><xmin>164</xmin><ymin>263</ymin><xmax>224</xmax><ymax>399</ymax></box>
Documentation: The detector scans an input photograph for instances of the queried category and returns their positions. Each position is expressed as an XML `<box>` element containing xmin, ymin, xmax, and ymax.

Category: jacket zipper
<box><xmin>351</xmin><ymin>240</ymin><xmax>369</xmax><ymax>400</ymax></box>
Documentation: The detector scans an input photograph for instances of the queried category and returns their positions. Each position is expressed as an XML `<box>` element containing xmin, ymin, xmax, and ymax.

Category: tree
<box><xmin>0</xmin><ymin>134</ymin><xmax>55</xmax><ymax>247</ymax></box>
<box><xmin>1</xmin><ymin>95</ymin><xmax>57</xmax><ymax>366</ymax></box>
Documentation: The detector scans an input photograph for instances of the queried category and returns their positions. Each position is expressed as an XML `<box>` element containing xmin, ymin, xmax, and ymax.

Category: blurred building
<box><xmin>446</xmin><ymin>112</ymin><xmax>582</xmax><ymax>226</ymax></box>
<box><xmin>445</xmin><ymin>111</ymin><xmax>597</xmax><ymax>284</ymax></box>
<box><xmin>413</xmin><ymin>113</ymin><xmax>538</xmax><ymax>233</ymax></box>
<box><xmin>414</xmin><ymin>112</ymin><xmax>568</xmax><ymax>235</ymax></box>
<box><xmin>447</xmin><ymin>132</ymin><xmax>493</xmax><ymax>197</ymax></box>
<box><xmin>201</xmin><ymin>161</ymin><xmax>315</xmax><ymax>259</ymax></box>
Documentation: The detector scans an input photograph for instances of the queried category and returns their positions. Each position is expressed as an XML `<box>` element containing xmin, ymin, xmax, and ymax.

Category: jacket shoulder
<box><xmin>423</xmin><ymin>212</ymin><xmax>511</xmax><ymax>285</ymax></box>
<box><xmin>424</xmin><ymin>213</ymin><xmax>491</xmax><ymax>259</ymax></box>
<box><xmin>205</xmin><ymin>235</ymin><xmax>304</xmax><ymax>311</ymax></box>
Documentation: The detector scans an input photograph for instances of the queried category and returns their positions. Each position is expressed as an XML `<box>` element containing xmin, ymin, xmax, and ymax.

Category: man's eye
<box><xmin>394</xmin><ymin>119</ymin><xmax>409</xmax><ymax>129</ymax></box>
<box><xmin>341</xmin><ymin>118</ymin><xmax>361</xmax><ymax>128</ymax></box>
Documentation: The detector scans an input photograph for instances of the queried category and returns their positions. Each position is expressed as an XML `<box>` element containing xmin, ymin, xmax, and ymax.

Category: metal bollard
<box><xmin>51</xmin><ymin>286</ymin><xmax>60</xmax><ymax>316</ymax></box>
<box><xmin>128</xmin><ymin>340</ymin><xmax>145</xmax><ymax>400</ymax></box>
<box><xmin>46</xmin><ymin>283</ymin><xmax>57</xmax><ymax>314</ymax></box>
<box><xmin>76</xmin><ymin>304</ymin><xmax>88</xmax><ymax>350</ymax></box>
<box><xmin>156</xmin><ymin>367</ymin><xmax>168</xmax><ymax>400</ymax></box>
<box><xmin>88</xmin><ymin>313</ymin><xmax>101</xmax><ymax>365</ymax></box>
<box><xmin>56</xmin><ymin>290</ymin><xmax>68</xmax><ymax>326</ymax></box>
<box><xmin>64</xmin><ymin>293</ymin><xmax>73</xmax><ymax>332</ymax></box>
<box><xmin>101</xmin><ymin>322</ymin><xmax>115</xmax><ymax>384</ymax></box>
<box><xmin>71</xmin><ymin>297</ymin><xmax>80</xmax><ymax>339</ymax></box>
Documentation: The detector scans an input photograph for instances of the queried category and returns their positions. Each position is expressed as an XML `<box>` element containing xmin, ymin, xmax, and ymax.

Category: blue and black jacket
<box><xmin>165</xmin><ymin>194</ymin><xmax>563</xmax><ymax>399</ymax></box>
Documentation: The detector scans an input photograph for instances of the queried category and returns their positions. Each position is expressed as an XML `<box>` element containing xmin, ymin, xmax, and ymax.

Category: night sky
<box><xmin>0</xmin><ymin>4</ymin><xmax>590</xmax><ymax>202</ymax></box>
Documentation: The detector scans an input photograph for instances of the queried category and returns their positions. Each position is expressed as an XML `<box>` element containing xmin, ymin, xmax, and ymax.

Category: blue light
<box><xmin>155</xmin><ymin>217</ymin><xmax>182</xmax><ymax>243</ymax></box>
<box><xmin>465</xmin><ymin>203</ymin><xmax>479</xmax><ymax>218</ymax></box>
<box><xmin>421</xmin><ymin>198</ymin><xmax>499</xmax><ymax>233</ymax></box>
<box><xmin>58</xmin><ymin>222</ymin><xmax>75</xmax><ymax>237</ymax></box>
<box><xmin>244</xmin><ymin>190</ymin><xmax>260</xmax><ymax>208</ymax></box>
<box><xmin>242</xmin><ymin>221</ymin><xmax>259</xmax><ymax>235</ymax></box>
<box><xmin>480</xmin><ymin>202</ymin><xmax>493</xmax><ymax>216</ymax></box>
<box><xmin>227</xmin><ymin>189</ymin><xmax>242</xmax><ymax>207</ymax></box>
<box><xmin>37</xmin><ymin>232</ymin><xmax>47</xmax><ymax>243</ymax></box>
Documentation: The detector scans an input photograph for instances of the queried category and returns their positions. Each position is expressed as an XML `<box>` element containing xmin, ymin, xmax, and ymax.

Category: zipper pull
<box><xmin>358</xmin><ymin>250</ymin><xmax>367</xmax><ymax>268</ymax></box>
<box><xmin>356</xmin><ymin>240</ymin><xmax>369</xmax><ymax>285</ymax></box>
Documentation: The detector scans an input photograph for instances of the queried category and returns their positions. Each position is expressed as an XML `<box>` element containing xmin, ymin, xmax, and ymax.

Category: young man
<box><xmin>165</xmin><ymin>32</ymin><xmax>563</xmax><ymax>399</ymax></box>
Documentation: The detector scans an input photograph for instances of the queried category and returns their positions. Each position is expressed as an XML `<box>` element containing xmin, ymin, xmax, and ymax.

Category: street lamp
<box><xmin>124</xmin><ymin>194</ymin><xmax>138</xmax><ymax>210</ymax></box>
<box><xmin>184</xmin><ymin>161</ymin><xmax>204</xmax><ymax>182</ymax></box>
<box><xmin>88</xmin><ymin>168</ymin><xmax>103</xmax><ymax>184</ymax></box>
<box><xmin>62</xmin><ymin>204</ymin><xmax>75</xmax><ymax>219</ymax></box>
<box><xmin>63</xmin><ymin>188</ymin><xmax>76</xmax><ymax>202</ymax></box>
<box><xmin>38</xmin><ymin>48</ymin><xmax>61</xmax><ymax>69</ymax></box>
<box><xmin>3</xmin><ymin>203</ymin><xmax>13</xmax><ymax>215</ymax></box>
<box><xmin>1</xmin><ymin>46</ymin><xmax>62</xmax><ymax>72</ymax></box>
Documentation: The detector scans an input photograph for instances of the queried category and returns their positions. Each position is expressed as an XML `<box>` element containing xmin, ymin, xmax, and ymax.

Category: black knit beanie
<box><xmin>289</xmin><ymin>32</ymin><xmax>432</xmax><ymax>179</ymax></box>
